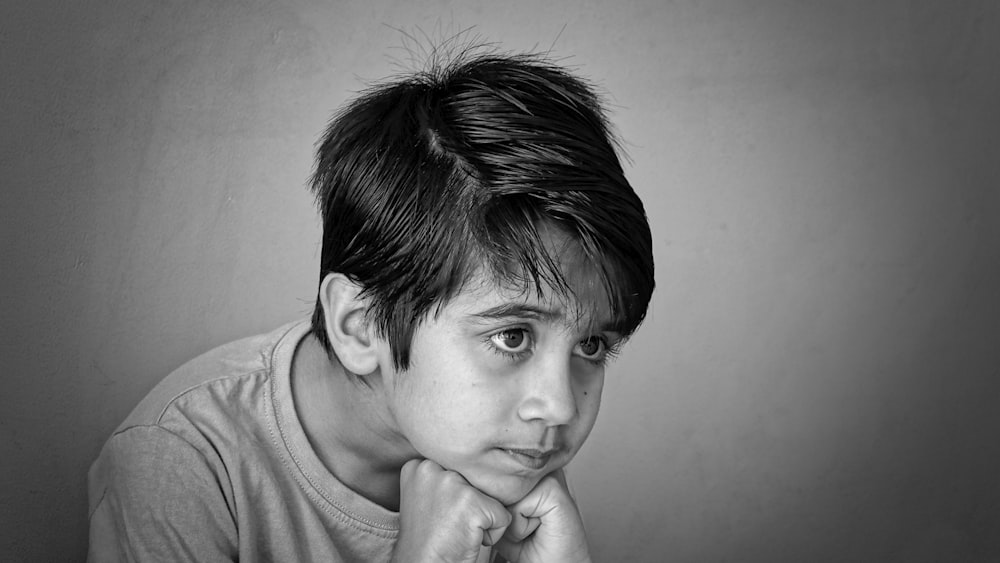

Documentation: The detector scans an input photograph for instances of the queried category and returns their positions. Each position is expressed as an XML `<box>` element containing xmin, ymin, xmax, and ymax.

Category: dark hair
<box><xmin>310</xmin><ymin>51</ymin><xmax>654</xmax><ymax>370</ymax></box>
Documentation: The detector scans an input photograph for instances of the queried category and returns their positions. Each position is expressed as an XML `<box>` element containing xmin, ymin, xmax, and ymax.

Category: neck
<box><xmin>290</xmin><ymin>332</ymin><xmax>416</xmax><ymax>510</ymax></box>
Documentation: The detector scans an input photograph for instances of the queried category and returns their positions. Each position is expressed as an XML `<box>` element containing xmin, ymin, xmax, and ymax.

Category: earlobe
<box><xmin>319</xmin><ymin>273</ymin><xmax>380</xmax><ymax>376</ymax></box>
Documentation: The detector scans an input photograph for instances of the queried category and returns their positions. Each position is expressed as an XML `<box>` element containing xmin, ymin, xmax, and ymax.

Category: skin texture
<box><xmin>384</xmin><ymin>271</ymin><xmax>609</xmax><ymax>563</ymax></box>
<box><xmin>295</xmin><ymin>236</ymin><xmax>612</xmax><ymax>562</ymax></box>
<box><xmin>378</xmin><ymin>272</ymin><xmax>613</xmax><ymax>506</ymax></box>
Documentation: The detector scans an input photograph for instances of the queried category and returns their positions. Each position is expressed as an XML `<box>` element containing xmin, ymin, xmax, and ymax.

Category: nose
<box><xmin>516</xmin><ymin>355</ymin><xmax>577</xmax><ymax>426</ymax></box>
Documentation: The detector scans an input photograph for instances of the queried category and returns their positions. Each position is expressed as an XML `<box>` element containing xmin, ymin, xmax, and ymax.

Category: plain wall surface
<box><xmin>2</xmin><ymin>1</ymin><xmax>998</xmax><ymax>561</ymax></box>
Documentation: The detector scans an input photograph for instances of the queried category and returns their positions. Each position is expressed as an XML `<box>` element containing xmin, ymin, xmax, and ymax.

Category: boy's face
<box><xmin>377</xmin><ymin>254</ymin><xmax>618</xmax><ymax>505</ymax></box>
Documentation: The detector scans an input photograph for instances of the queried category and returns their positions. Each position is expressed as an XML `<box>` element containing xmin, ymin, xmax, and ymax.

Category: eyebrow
<box><xmin>468</xmin><ymin>302</ymin><xmax>619</xmax><ymax>333</ymax></box>
<box><xmin>469</xmin><ymin>303</ymin><xmax>562</xmax><ymax>322</ymax></box>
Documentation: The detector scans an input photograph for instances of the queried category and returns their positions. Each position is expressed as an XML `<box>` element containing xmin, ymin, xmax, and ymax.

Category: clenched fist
<box><xmin>392</xmin><ymin>460</ymin><xmax>592</xmax><ymax>563</ymax></box>
<box><xmin>392</xmin><ymin>459</ymin><xmax>512</xmax><ymax>562</ymax></box>
<box><xmin>494</xmin><ymin>470</ymin><xmax>592</xmax><ymax>563</ymax></box>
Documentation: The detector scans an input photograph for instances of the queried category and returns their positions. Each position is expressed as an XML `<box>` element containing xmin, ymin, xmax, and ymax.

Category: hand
<box><xmin>392</xmin><ymin>459</ymin><xmax>512</xmax><ymax>563</ymax></box>
<box><xmin>494</xmin><ymin>470</ymin><xmax>592</xmax><ymax>563</ymax></box>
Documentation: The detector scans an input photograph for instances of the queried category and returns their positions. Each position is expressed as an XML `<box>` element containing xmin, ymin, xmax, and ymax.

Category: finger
<box><xmin>481</xmin><ymin>523</ymin><xmax>507</xmax><ymax>547</ymax></box>
<box><xmin>399</xmin><ymin>458</ymin><xmax>445</xmax><ymax>492</ymax></box>
<box><xmin>398</xmin><ymin>458</ymin><xmax>423</xmax><ymax>486</ymax></box>
<box><xmin>507</xmin><ymin>474</ymin><xmax>562</xmax><ymax>520</ymax></box>
<box><xmin>475</xmin><ymin>492</ymin><xmax>512</xmax><ymax>547</ymax></box>
<box><xmin>503</xmin><ymin>510</ymin><xmax>542</xmax><ymax>543</ymax></box>
<box><xmin>493</xmin><ymin>536</ymin><xmax>525</xmax><ymax>563</ymax></box>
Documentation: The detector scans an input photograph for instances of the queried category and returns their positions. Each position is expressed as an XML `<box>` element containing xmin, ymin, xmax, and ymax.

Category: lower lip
<box><xmin>500</xmin><ymin>448</ymin><xmax>552</xmax><ymax>470</ymax></box>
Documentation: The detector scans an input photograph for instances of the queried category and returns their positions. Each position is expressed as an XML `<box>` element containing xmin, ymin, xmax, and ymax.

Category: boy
<box><xmin>88</xmin><ymin>50</ymin><xmax>654</xmax><ymax>562</ymax></box>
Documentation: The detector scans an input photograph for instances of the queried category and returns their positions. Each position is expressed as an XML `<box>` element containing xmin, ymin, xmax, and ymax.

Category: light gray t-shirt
<box><xmin>88</xmin><ymin>320</ymin><xmax>493</xmax><ymax>562</ymax></box>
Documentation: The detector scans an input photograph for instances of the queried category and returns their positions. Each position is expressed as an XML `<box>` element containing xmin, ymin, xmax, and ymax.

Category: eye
<box><xmin>490</xmin><ymin>329</ymin><xmax>531</xmax><ymax>354</ymax></box>
<box><xmin>575</xmin><ymin>335</ymin><xmax>607</xmax><ymax>361</ymax></box>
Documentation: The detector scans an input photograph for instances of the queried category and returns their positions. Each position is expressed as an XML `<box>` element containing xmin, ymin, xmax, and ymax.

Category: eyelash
<box><xmin>484</xmin><ymin>328</ymin><xmax>619</xmax><ymax>367</ymax></box>
<box><xmin>579</xmin><ymin>335</ymin><xmax>620</xmax><ymax>367</ymax></box>
<box><xmin>486</xmin><ymin>328</ymin><xmax>533</xmax><ymax>362</ymax></box>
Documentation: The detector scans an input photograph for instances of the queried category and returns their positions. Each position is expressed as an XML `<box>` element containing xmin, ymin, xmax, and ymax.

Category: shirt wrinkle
<box><xmin>88</xmin><ymin>320</ymin><xmax>401</xmax><ymax>562</ymax></box>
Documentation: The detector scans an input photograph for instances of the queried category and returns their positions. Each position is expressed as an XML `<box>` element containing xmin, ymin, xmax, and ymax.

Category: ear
<box><xmin>319</xmin><ymin>273</ymin><xmax>380</xmax><ymax>376</ymax></box>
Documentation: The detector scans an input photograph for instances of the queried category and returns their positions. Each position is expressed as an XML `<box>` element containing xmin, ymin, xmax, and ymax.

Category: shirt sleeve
<box><xmin>87</xmin><ymin>425</ymin><xmax>239</xmax><ymax>562</ymax></box>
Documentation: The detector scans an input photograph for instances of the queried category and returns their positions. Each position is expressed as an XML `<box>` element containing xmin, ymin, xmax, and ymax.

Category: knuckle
<box><xmin>414</xmin><ymin>459</ymin><xmax>439</xmax><ymax>478</ymax></box>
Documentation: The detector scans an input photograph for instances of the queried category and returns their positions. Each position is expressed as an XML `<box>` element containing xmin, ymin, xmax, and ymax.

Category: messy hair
<box><xmin>310</xmin><ymin>51</ymin><xmax>654</xmax><ymax>370</ymax></box>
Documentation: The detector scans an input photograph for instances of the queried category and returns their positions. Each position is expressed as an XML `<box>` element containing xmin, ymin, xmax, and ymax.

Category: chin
<box><xmin>467</xmin><ymin>472</ymin><xmax>543</xmax><ymax>506</ymax></box>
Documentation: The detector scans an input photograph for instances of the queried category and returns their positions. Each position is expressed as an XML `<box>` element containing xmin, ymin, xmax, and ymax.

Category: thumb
<box><xmin>478</xmin><ymin>497</ymin><xmax>513</xmax><ymax>547</ymax></box>
<box><xmin>504</xmin><ymin>510</ymin><xmax>542</xmax><ymax>543</ymax></box>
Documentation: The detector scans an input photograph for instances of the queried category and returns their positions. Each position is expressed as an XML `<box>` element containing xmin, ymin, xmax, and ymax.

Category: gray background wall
<box><xmin>3</xmin><ymin>1</ymin><xmax>998</xmax><ymax>561</ymax></box>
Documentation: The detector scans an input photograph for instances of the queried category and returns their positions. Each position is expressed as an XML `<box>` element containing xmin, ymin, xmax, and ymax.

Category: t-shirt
<box><xmin>87</xmin><ymin>320</ymin><xmax>494</xmax><ymax>562</ymax></box>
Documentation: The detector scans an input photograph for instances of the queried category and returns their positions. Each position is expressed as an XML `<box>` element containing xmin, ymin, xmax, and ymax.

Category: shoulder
<box><xmin>89</xmin><ymin>320</ymin><xmax>310</xmax><ymax>494</ymax></box>
<box><xmin>90</xmin><ymin>424</ymin><xmax>230</xmax><ymax>501</ymax></box>
<box><xmin>88</xmin><ymin>425</ymin><xmax>240</xmax><ymax>561</ymax></box>
<box><xmin>116</xmin><ymin>320</ymin><xmax>306</xmax><ymax>429</ymax></box>
<box><xmin>86</xmin><ymin>320</ymin><xmax>312</xmax><ymax>561</ymax></box>
<box><xmin>87</xmin><ymin>320</ymin><xmax>308</xmax><ymax>513</ymax></box>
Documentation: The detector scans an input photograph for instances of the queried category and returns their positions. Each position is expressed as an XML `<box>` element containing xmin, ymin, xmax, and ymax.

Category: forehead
<box><xmin>445</xmin><ymin>246</ymin><xmax>615</xmax><ymax>332</ymax></box>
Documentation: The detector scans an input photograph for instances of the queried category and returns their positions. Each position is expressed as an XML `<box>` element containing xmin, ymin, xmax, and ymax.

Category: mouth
<box><xmin>499</xmin><ymin>447</ymin><xmax>556</xmax><ymax>471</ymax></box>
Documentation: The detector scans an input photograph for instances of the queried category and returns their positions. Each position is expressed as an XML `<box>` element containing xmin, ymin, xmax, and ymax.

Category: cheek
<box><xmin>398</xmin><ymin>378</ymin><xmax>511</xmax><ymax>452</ymax></box>
<box><xmin>575</xmin><ymin>374</ymin><xmax>605</xmax><ymax>430</ymax></box>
